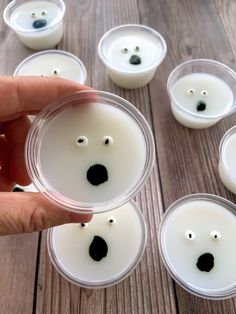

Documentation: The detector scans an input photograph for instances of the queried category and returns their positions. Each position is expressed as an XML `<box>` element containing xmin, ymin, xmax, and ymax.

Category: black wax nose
<box><xmin>33</xmin><ymin>19</ymin><xmax>47</xmax><ymax>29</ymax></box>
<box><xmin>87</xmin><ymin>164</ymin><xmax>108</xmax><ymax>186</ymax></box>
<box><xmin>89</xmin><ymin>236</ymin><xmax>108</xmax><ymax>261</ymax></box>
<box><xmin>196</xmin><ymin>100</ymin><xmax>206</xmax><ymax>112</ymax></box>
<box><xmin>129</xmin><ymin>55</ymin><xmax>142</xmax><ymax>65</ymax></box>
<box><xmin>196</xmin><ymin>252</ymin><xmax>214</xmax><ymax>272</ymax></box>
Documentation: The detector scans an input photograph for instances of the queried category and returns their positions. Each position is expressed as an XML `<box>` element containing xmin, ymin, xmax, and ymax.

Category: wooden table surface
<box><xmin>1</xmin><ymin>0</ymin><xmax>236</xmax><ymax>313</ymax></box>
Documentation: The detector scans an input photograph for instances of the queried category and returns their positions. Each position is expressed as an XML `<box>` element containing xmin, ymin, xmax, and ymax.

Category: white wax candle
<box><xmin>159</xmin><ymin>195</ymin><xmax>236</xmax><ymax>299</ymax></box>
<box><xmin>39</xmin><ymin>103</ymin><xmax>146</xmax><ymax>203</ymax></box>
<box><xmin>218</xmin><ymin>126</ymin><xmax>236</xmax><ymax>194</ymax></box>
<box><xmin>14</xmin><ymin>50</ymin><xmax>87</xmax><ymax>84</ymax></box>
<box><xmin>170</xmin><ymin>73</ymin><xmax>233</xmax><ymax>128</ymax></box>
<box><xmin>48</xmin><ymin>202</ymin><xmax>146</xmax><ymax>288</ymax></box>
<box><xmin>25</xmin><ymin>91</ymin><xmax>155</xmax><ymax>213</ymax></box>
<box><xmin>4</xmin><ymin>0</ymin><xmax>65</xmax><ymax>50</ymax></box>
<box><xmin>98</xmin><ymin>25</ymin><xmax>167</xmax><ymax>89</ymax></box>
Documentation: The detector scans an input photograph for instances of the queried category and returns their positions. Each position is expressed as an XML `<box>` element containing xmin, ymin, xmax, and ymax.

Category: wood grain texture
<box><xmin>0</xmin><ymin>1</ymin><xmax>39</xmax><ymax>314</ymax></box>
<box><xmin>137</xmin><ymin>0</ymin><xmax>236</xmax><ymax>312</ymax></box>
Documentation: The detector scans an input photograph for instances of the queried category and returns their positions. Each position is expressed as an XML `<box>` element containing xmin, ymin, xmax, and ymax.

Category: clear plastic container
<box><xmin>218</xmin><ymin>126</ymin><xmax>236</xmax><ymax>194</ymax></box>
<box><xmin>159</xmin><ymin>193</ymin><xmax>236</xmax><ymax>299</ymax></box>
<box><xmin>14</xmin><ymin>50</ymin><xmax>87</xmax><ymax>84</ymax></box>
<box><xmin>25</xmin><ymin>90</ymin><xmax>155</xmax><ymax>214</ymax></box>
<box><xmin>167</xmin><ymin>59</ymin><xmax>236</xmax><ymax>128</ymax></box>
<box><xmin>47</xmin><ymin>200</ymin><xmax>147</xmax><ymax>288</ymax></box>
<box><xmin>98</xmin><ymin>24</ymin><xmax>167</xmax><ymax>89</ymax></box>
<box><xmin>4</xmin><ymin>0</ymin><xmax>65</xmax><ymax>50</ymax></box>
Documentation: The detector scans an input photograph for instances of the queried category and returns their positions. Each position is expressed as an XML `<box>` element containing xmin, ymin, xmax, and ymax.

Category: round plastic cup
<box><xmin>25</xmin><ymin>90</ymin><xmax>155</xmax><ymax>214</ymax></box>
<box><xmin>98</xmin><ymin>24</ymin><xmax>167</xmax><ymax>89</ymax></box>
<box><xmin>13</xmin><ymin>50</ymin><xmax>87</xmax><ymax>84</ymax></box>
<box><xmin>167</xmin><ymin>59</ymin><xmax>236</xmax><ymax>128</ymax></box>
<box><xmin>218</xmin><ymin>126</ymin><xmax>236</xmax><ymax>194</ymax></box>
<box><xmin>3</xmin><ymin>0</ymin><xmax>65</xmax><ymax>50</ymax></box>
<box><xmin>159</xmin><ymin>193</ymin><xmax>236</xmax><ymax>300</ymax></box>
<box><xmin>47</xmin><ymin>200</ymin><xmax>147</xmax><ymax>288</ymax></box>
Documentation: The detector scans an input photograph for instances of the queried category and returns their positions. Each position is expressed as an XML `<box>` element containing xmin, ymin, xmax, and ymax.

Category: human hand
<box><xmin>0</xmin><ymin>76</ymin><xmax>92</xmax><ymax>235</ymax></box>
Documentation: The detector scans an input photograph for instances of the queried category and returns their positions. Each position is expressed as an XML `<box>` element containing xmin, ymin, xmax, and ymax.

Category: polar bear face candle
<box><xmin>98</xmin><ymin>24</ymin><xmax>167</xmax><ymax>89</ymax></box>
<box><xmin>47</xmin><ymin>201</ymin><xmax>147</xmax><ymax>288</ymax></box>
<box><xmin>25</xmin><ymin>90</ymin><xmax>155</xmax><ymax>213</ymax></box>
<box><xmin>159</xmin><ymin>194</ymin><xmax>236</xmax><ymax>299</ymax></box>
<box><xmin>4</xmin><ymin>0</ymin><xmax>65</xmax><ymax>50</ymax></box>
<box><xmin>14</xmin><ymin>50</ymin><xmax>87</xmax><ymax>84</ymax></box>
<box><xmin>167</xmin><ymin>59</ymin><xmax>236</xmax><ymax>128</ymax></box>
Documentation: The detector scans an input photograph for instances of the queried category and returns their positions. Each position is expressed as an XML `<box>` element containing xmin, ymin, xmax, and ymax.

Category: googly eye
<box><xmin>201</xmin><ymin>90</ymin><xmax>208</xmax><ymax>97</ymax></box>
<box><xmin>79</xmin><ymin>223</ymin><xmax>88</xmax><ymax>229</ymax></box>
<box><xmin>52</xmin><ymin>69</ymin><xmax>59</xmax><ymax>75</ymax></box>
<box><xmin>76</xmin><ymin>136</ymin><xmax>88</xmax><ymax>147</ymax></box>
<box><xmin>41</xmin><ymin>11</ymin><xmax>46</xmax><ymax>16</ymax></box>
<box><xmin>107</xmin><ymin>216</ymin><xmax>117</xmax><ymax>226</ymax></box>
<box><xmin>31</xmin><ymin>12</ymin><xmax>36</xmax><ymax>18</ymax></box>
<box><xmin>210</xmin><ymin>230</ymin><xmax>221</xmax><ymax>240</ymax></box>
<box><xmin>134</xmin><ymin>46</ymin><xmax>140</xmax><ymax>52</ymax></box>
<box><xmin>102</xmin><ymin>136</ymin><xmax>113</xmax><ymax>146</ymax></box>
<box><xmin>185</xmin><ymin>230</ymin><xmax>195</xmax><ymax>240</ymax></box>
<box><xmin>187</xmin><ymin>89</ymin><xmax>195</xmax><ymax>96</ymax></box>
<box><xmin>121</xmin><ymin>48</ymin><xmax>128</xmax><ymax>53</ymax></box>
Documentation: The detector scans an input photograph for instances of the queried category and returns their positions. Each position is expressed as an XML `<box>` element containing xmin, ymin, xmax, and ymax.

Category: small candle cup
<box><xmin>25</xmin><ymin>90</ymin><xmax>155</xmax><ymax>214</ymax></box>
<box><xmin>47</xmin><ymin>201</ymin><xmax>147</xmax><ymax>288</ymax></box>
<box><xmin>98</xmin><ymin>24</ymin><xmax>167</xmax><ymax>89</ymax></box>
<box><xmin>167</xmin><ymin>59</ymin><xmax>236</xmax><ymax>129</ymax></box>
<box><xmin>159</xmin><ymin>193</ymin><xmax>236</xmax><ymax>300</ymax></box>
<box><xmin>218</xmin><ymin>126</ymin><xmax>236</xmax><ymax>194</ymax></box>
<box><xmin>14</xmin><ymin>50</ymin><xmax>87</xmax><ymax>84</ymax></box>
<box><xmin>4</xmin><ymin>0</ymin><xmax>65</xmax><ymax>50</ymax></box>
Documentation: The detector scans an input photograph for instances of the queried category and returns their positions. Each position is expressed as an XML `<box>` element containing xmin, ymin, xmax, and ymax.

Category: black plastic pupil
<box><xmin>109</xmin><ymin>219</ymin><xmax>113</xmax><ymax>223</ymax></box>
<box><xmin>33</xmin><ymin>19</ymin><xmax>47</xmax><ymax>29</ymax></box>
<box><xmin>105</xmin><ymin>139</ymin><xmax>109</xmax><ymax>145</ymax></box>
<box><xmin>214</xmin><ymin>235</ymin><xmax>217</xmax><ymax>238</ymax></box>
<box><xmin>78</xmin><ymin>138</ymin><xmax>84</xmax><ymax>143</ymax></box>
<box><xmin>189</xmin><ymin>233</ymin><xmax>192</xmax><ymax>238</ymax></box>
<box><xmin>81</xmin><ymin>223</ymin><xmax>85</xmax><ymax>227</ymax></box>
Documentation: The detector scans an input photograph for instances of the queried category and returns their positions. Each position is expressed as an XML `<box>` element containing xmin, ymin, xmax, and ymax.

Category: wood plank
<box><xmin>214</xmin><ymin>0</ymin><xmax>236</xmax><ymax>62</ymax></box>
<box><xmin>137</xmin><ymin>0</ymin><xmax>236</xmax><ymax>312</ymax></box>
<box><xmin>0</xmin><ymin>1</ymin><xmax>40</xmax><ymax>314</ymax></box>
<box><xmin>35</xmin><ymin>0</ymin><xmax>177</xmax><ymax>313</ymax></box>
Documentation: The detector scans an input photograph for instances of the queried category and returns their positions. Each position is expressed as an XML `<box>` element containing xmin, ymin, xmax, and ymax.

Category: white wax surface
<box><xmin>39</xmin><ymin>102</ymin><xmax>146</xmax><ymax>203</ymax></box>
<box><xmin>161</xmin><ymin>200</ymin><xmax>236</xmax><ymax>291</ymax></box>
<box><xmin>219</xmin><ymin>132</ymin><xmax>236</xmax><ymax>193</ymax></box>
<box><xmin>171</xmin><ymin>73</ymin><xmax>233</xmax><ymax>116</ymax></box>
<box><xmin>14</xmin><ymin>183</ymin><xmax>37</xmax><ymax>192</ymax></box>
<box><xmin>10</xmin><ymin>1</ymin><xmax>61</xmax><ymax>32</ymax></box>
<box><xmin>105</xmin><ymin>31</ymin><xmax>163</xmax><ymax>72</ymax></box>
<box><xmin>51</xmin><ymin>203</ymin><xmax>143</xmax><ymax>284</ymax></box>
<box><xmin>15</xmin><ymin>53</ymin><xmax>85</xmax><ymax>83</ymax></box>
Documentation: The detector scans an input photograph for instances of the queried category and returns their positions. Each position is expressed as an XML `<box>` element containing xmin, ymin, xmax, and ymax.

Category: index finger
<box><xmin>0</xmin><ymin>76</ymin><xmax>91</xmax><ymax>122</ymax></box>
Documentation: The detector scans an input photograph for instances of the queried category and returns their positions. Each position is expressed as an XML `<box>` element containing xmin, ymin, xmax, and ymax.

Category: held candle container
<box><xmin>159</xmin><ymin>193</ymin><xmax>236</xmax><ymax>299</ymax></box>
<box><xmin>167</xmin><ymin>59</ymin><xmax>236</xmax><ymax>128</ymax></box>
<box><xmin>14</xmin><ymin>50</ymin><xmax>87</xmax><ymax>84</ymax></box>
<box><xmin>47</xmin><ymin>200</ymin><xmax>147</xmax><ymax>288</ymax></box>
<box><xmin>98</xmin><ymin>24</ymin><xmax>167</xmax><ymax>89</ymax></box>
<box><xmin>218</xmin><ymin>126</ymin><xmax>236</xmax><ymax>194</ymax></box>
<box><xmin>4</xmin><ymin>0</ymin><xmax>65</xmax><ymax>50</ymax></box>
<box><xmin>25</xmin><ymin>90</ymin><xmax>155</xmax><ymax>214</ymax></box>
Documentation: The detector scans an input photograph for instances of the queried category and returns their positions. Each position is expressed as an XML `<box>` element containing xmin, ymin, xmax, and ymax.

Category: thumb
<box><xmin>0</xmin><ymin>192</ymin><xmax>92</xmax><ymax>235</ymax></box>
